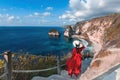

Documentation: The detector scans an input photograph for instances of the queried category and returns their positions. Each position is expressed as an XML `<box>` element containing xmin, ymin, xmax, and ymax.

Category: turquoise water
<box><xmin>0</xmin><ymin>26</ymin><xmax>73</xmax><ymax>55</ymax></box>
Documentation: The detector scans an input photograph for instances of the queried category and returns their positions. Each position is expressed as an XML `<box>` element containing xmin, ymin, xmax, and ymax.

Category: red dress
<box><xmin>66</xmin><ymin>46</ymin><xmax>85</xmax><ymax>77</ymax></box>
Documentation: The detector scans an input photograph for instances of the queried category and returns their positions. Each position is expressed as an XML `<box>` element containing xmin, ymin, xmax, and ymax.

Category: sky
<box><xmin>0</xmin><ymin>0</ymin><xmax>120</xmax><ymax>26</ymax></box>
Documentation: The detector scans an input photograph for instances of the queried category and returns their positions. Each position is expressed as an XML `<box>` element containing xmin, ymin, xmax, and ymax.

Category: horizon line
<box><xmin>0</xmin><ymin>26</ymin><xmax>64</xmax><ymax>27</ymax></box>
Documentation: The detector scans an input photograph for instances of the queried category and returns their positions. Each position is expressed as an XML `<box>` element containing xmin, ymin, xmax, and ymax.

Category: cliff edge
<box><xmin>73</xmin><ymin>13</ymin><xmax>120</xmax><ymax>80</ymax></box>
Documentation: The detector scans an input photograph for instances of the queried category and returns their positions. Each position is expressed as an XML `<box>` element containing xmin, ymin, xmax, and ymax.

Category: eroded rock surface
<box><xmin>74</xmin><ymin>14</ymin><xmax>120</xmax><ymax>80</ymax></box>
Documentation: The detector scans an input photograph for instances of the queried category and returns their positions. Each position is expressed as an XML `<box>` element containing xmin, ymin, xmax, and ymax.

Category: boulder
<box><xmin>32</xmin><ymin>76</ymin><xmax>47</xmax><ymax>80</ymax></box>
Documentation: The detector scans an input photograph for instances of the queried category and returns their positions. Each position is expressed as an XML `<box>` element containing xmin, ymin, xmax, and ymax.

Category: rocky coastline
<box><xmin>32</xmin><ymin>13</ymin><xmax>120</xmax><ymax>80</ymax></box>
<box><xmin>71</xmin><ymin>13</ymin><xmax>120</xmax><ymax>80</ymax></box>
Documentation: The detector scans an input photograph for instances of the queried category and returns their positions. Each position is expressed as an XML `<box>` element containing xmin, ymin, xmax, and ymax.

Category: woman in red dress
<box><xmin>66</xmin><ymin>40</ymin><xmax>85</xmax><ymax>77</ymax></box>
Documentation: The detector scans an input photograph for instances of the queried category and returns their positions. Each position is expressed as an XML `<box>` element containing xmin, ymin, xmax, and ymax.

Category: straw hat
<box><xmin>73</xmin><ymin>40</ymin><xmax>83</xmax><ymax>48</ymax></box>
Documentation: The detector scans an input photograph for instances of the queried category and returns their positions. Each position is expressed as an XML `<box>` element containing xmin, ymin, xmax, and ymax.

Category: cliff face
<box><xmin>74</xmin><ymin>14</ymin><xmax>120</xmax><ymax>80</ymax></box>
<box><xmin>64</xmin><ymin>25</ymin><xmax>74</xmax><ymax>37</ymax></box>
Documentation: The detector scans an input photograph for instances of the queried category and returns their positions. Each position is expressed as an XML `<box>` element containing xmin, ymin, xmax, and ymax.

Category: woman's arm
<box><xmin>81</xmin><ymin>46</ymin><xmax>85</xmax><ymax>51</ymax></box>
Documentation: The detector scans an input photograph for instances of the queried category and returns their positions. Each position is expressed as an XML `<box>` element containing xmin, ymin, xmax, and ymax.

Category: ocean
<box><xmin>0</xmin><ymin>26</ymin><xmax>92</xmax><ymax>74</ymax></box>
<box><xmin>0</xmin><ymin>26</ymin><xmax>73</xmax><ymax>55</ymax></box>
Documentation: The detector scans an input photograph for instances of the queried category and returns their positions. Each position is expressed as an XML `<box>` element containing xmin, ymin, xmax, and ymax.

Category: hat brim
<box><xmin>73</xmin><ymin>40</ymin><xmax>83</xmax><ymax>48</ymax></box>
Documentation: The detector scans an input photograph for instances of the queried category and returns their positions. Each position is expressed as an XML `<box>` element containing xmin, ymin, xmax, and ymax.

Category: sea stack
<box><xmin>64</xmin><ymin>25</ymin><xmax>74</xmax><ymax>37</ymax></box>
<box><xmin>48</xmin><ymin>29</ymin><xmax>60</xmax><ymax>36</ymax></box>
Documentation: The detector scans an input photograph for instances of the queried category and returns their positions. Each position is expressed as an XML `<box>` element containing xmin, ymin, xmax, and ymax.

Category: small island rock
<box><xmin>48</xmin><ymin>29</ymin><xmax>60</xmax><ymax>36</ymax></box>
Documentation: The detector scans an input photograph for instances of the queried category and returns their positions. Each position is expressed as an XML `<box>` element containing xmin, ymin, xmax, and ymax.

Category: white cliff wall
<box><xmin>75</xmin><ymin>14</ymin><xmax>120</xmax><ymax>80</ymax></box>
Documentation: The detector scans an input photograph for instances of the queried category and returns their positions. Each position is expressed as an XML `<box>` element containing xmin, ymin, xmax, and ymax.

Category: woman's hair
<box><xmin>76</xmin><ymin>47</ymin><xmax>81</xmax><ymax>53</ymax></box>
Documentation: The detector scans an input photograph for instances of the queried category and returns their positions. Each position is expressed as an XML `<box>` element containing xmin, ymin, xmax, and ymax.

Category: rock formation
<box><xmin>73</xmin><ymin>13</ymin><xmax>120</xmax><ymax>80</ymax></box>
<box><xmin>64</xmin><ymin>25</ymin><xmax>74</xmax><ymax>37</ymax></box>
<box><xmin>32</xmin><ymin>70</ymin><xmax>76</xmax><ymax>80</ymax></box>
<box><xmin>48</xmin><ymin>29</ymin><xmax>60</xmax><ymax>36</ymax></box>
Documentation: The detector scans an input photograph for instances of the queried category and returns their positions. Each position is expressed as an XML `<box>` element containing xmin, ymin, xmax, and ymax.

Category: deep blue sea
<box><xmin>0</xmin><ymin>26</ymin><xmax>73</xmax><ymax>55</ymax></box>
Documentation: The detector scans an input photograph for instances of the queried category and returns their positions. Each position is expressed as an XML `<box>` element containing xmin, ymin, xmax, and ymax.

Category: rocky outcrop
<box><xmin>64</xmin><ymin>25</ymin><xmax>74</xmax><ymax>37</ymax></box>
<box><xmin>73</xmin><ymin>13</ymin><xmax>120</xmax><ymax>80</ymax></box>
<box><xmin>32</xmin><ymin>70</ymin><xmax>75</xmax><ymax>80</ymax></box>
<box><xmin>74</xmin><ymin>21</ymin><xmax>86</xmax><ymax>35</ymax></box>
<box><xmin>48</xmin><ymin>29</ymin><xmax>60</xmax><ymax>36</ymax></box>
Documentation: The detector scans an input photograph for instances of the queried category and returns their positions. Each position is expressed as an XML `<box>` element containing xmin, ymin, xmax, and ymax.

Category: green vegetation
<box><xmin>0</xmin><ymin>52</ymin><xmax>68</xmax><ymax>80</ymax></box>
<box><xmin>0</xmin><ymin>53</ymin><xmax>67</xmax><ymax>80</ymax></box>
<box><xmin>0</xmin><ymin>60</ymin><xmax>4</xmax><ymax>68</ymax></box>
<box><xmin>0</xmin><ymin>54</ymin><xmax>4</xmax><ymax>78</ymax></box>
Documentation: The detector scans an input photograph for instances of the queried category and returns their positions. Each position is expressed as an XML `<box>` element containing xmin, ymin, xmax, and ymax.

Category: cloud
<box><xmin>38</xmin><ymin>20</ymin><xmax>49</xmax><ymax>24</ymax></box>
<box><xmin>0</xmin><ymin>14</ymin><xmax>21</xmax><ymax>25</ymax></box>
<box><xmin>0</xmin><ymin>8</ymin><xmax>7</xmax><ymax>11</ymax></box>
<box><xmin>26</xmin><ymin>12</ymin><xmax>51</xmax><ymax>18</ymax></box>
<box><xmin>2</xmin><ymin>8</ymin><xmax>7</xmax><ymax>11</ymax></box>
<box><xmin>59</xmin><ymin>11</ymin><xmax>75</xmax><ymax>19</ymax></box>
<box><xmin>27</xmin><ymin>14</ymin><xmax>33</xmax><ymax>17</ymax></box>
<box><xmin>19</xmin><ymin>11</ymin><xmax>52</xmax><ymax>26</ymax></box>
<box><xmin>0</xmin><ymin>14</ymin><xmax>2</xmax><ymax>17</ymax></box>
<box><xmin>8</xmin><ymin>16</ymin><xmax>15</xmax><ymax>21</ymax></box>
<box><xmin>59</xmin><ymin>0</ymin><xmax>120</xmax><ymax>23</ymax></box>
<box><xmin>59</xmin><ymin>10</ymin><xmax>84</xmax><ymax>22</ymax></box>
<box><xmin>42</xmin><ymin>12</ymin><xmax>51</xmax><ymax>16</ymax></box>
<box><xmin>27</xmin><ymin>12</ymin><xmax>40</xmax><ymax>17</ymax></box>
<box><xmin>0</xmin><ymin>11</ymin><xmax>55</xmax><ymax>26</ymax></box>
<box><xmin>46</xmin><ymin>7</ymin><xmax>53</xmax><ymax>11</ymax></box>
<box><xmin>34</xmin><ymin>12</ymin><xmax>39</xmax><ymax>16</ymax></box>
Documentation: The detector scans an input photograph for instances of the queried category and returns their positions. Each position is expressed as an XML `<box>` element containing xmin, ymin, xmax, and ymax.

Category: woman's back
<box><xmin>66</xmin><ymin>43</ymin><xmax>85</xmax><ymax>77</ymax></box>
